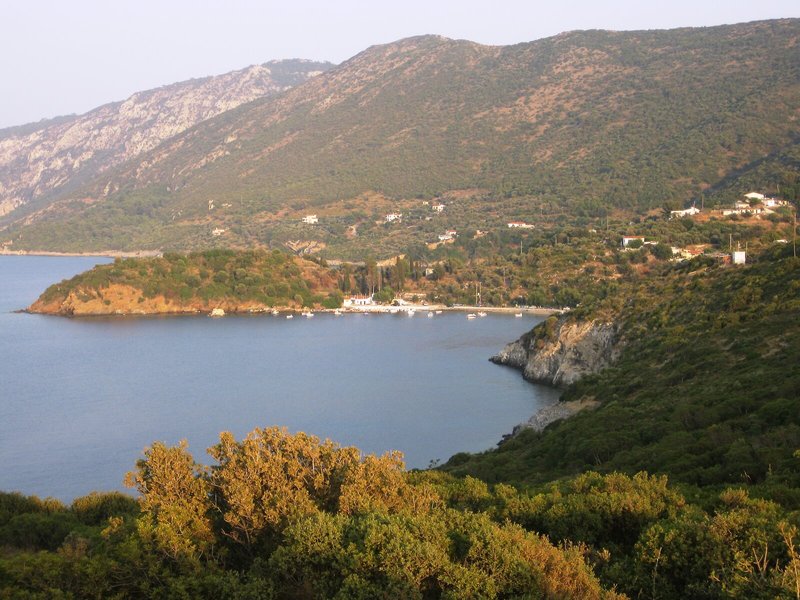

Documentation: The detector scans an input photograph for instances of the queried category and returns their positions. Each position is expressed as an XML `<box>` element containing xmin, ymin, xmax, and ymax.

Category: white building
<box><xmin>733</xmin><ymin>251</ymin><xmax>746</xmax><ymax>265</ymax></box>
<box><xmin>345</xmin><ymin>295</ymin><xmax>374</xmax><ymax>306</ymax></box>
<box><xmin>723</xmin><ymin>207</ymin><xmax>764</xmax><ymax>216</ymax></box>
<box><xmin>302</xmin><ymin>215</ymin><xmax>318</xmax><ymax>224</ymax></box>
<box><xmin>385</xmin><ymin>213</ymin><xmax>402</xmax><ymax>223</ymax></box>
<box><xmin>432</xmin><ymin>204</ymin><xmax>445</xmax><ymax>212</ymax></box>
<box><xmin>507</xmin><ymin>221</ymin><xmax>535</xmax><ymax>229</ymax></box>
<box><xmin>670</xmin><ymin>207</ymin><xmax>700</xmax><ymax>218</ymax></box>
<box><xmin>622</xmin><ymin>236</ymin><xmax>645</xmax><ymax>247</ymax></box>
<box><xmin>744</xmin><ymin>192</ymin><xmax>765</xmax><ymax>201</ymax></box>
<box><xmin>211</xmin><ymin>228</ymin><xmax>226</xmax><ymax>236</ymax></box>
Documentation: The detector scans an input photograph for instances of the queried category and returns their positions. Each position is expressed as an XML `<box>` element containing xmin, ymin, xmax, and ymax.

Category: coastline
<box><xmin>0</xmin><ymin>249</ymin><xmax>162</xmax><ymax>258</ymax></box>
<box><xmin>502</xmin><ymin>397</ymin><xmax>600</xmax><ymax>442</ymax></box>
<box><xmin>27</xmin><ymin>298</ymin><xmax>563</xmax><ymax>318</ymax></box>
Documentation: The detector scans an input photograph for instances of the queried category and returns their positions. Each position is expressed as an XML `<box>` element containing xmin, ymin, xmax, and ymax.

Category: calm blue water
<box><xmin>0</xmin><ymin>256</ymin><xmax>557</xmax><ymax>501</ymax></box>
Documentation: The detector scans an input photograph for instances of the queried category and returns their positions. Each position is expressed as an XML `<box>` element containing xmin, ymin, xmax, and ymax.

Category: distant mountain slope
<box><xmin>3</xmin><ymin>19</ymin><xmax>799</xmax><ymax>253</ymax></box>
<box><xmin>0</xmin><ymin>59</ymin><xmax>333</xmax><ymax>220</ymax></box>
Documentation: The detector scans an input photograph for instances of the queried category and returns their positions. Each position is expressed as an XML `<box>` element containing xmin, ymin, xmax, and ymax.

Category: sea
<box><xmin>0</xmin><ymin>256</ymin><xmax>560</xmax><ymax>501</ymax></box>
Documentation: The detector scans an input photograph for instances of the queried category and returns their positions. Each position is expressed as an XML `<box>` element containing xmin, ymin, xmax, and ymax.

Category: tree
<box><xmin>124</xmin><ymin>440</ymin><xmax>214</xmax><ymax>562</ymax></box>
<box><xmin>650</xmin><ymin>242</ymin><xmax>674</xmax><ymax>260</ymax></box>
<box><xmin>207</xmin><ymin>428</ymin><xmax>360</xmax><ymax>548</ymax></box>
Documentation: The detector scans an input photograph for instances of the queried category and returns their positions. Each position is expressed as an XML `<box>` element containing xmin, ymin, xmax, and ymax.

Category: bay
<box><xmin>0</xmin><ymin>256</ymin><xmax>558</xmax><ymax>501</ymax></box>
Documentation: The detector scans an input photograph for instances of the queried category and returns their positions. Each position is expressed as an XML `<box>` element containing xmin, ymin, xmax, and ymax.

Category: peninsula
<box><xmin>27</xmin><ymin>249</ymin><xmax>343</xmax><ymax>316</ymax></box>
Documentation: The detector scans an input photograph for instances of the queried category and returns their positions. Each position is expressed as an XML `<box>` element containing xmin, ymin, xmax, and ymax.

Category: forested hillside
<box><xmin>444</xmin><ymin>248</ymin><xmax>800</xmax><ymax>496</ymax></box>
<box><xmin>4</xmin><ymin>19</ymin><xmax>798</xmax><ymax>253</ymax></box>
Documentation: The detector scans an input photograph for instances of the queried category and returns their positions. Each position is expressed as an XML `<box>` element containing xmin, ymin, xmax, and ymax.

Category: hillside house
<box><xmin>622</xmin><ymin>235</ymin><xmax>645</xmax><ymax>248</ymax></box>
<box><xmin>722</xmin><ymin>207</ymin><xmax>765</xmax><ymax>216</ymax></box>
<box><xmin>432</xmin><ymin>204</ymin><xmax>445</xmax><ymax>212</ymax></box>
<box><xmin>744</xmin><ymin>192</ymin><xmax>765</xmax><ymax>201</ymax></box>
<box><xmin>507</xmin><ymin>221</ymin><xmax>535</xmax><ymax>229</ymax></box>
<box><xmin>670</xmin><ymin>206</ymin><xmax>700</xmax><ymax>218</ymax></box>
<box><xmin>211</xmin><ymin>228</ymin><xmax>226</xmax><ymax>236</ymax></box>
<box><xmin>733</xmin><ymin>250</ymin><xmax>746</xmax><ymax>265</ymax></box>
<box><xmin>385</xmin><ymin>213</ymin><xmax>402</xmax><ymax>223</ymax></box>
<box><xmin>302</xmin><ymin>214</ymin><xmax>318</xmax><ymax>224</ymax></box>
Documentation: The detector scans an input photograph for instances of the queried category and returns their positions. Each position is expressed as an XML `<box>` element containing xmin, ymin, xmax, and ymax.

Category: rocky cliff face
<box><xmin>492</xmin><ymin>317</ymin><xmax>621</xmax><ymax>387</ymax></box>
<box><xmin>0</xmin><ymin>59</ymin><xmax>332</xmax><ymax>220</ymax></box>
<box><xmin>27</xmin><ymin>283</ymin><xmax>292</xmax><ymax>317</ymax></box>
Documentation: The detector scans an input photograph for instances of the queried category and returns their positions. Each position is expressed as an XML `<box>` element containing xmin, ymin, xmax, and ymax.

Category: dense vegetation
<box><xmin>338</xmin><ymin>205</ymin><xmax>795</xmax><ymax>310</ymax></box>
<box><xmin>6</xmin><ymin>227</ymin><xmax>800</xmax><ymax>599</ymax></box>
<box><xmin>2</xmin><ymin>429</ymin><xmax>798</xmax><ymax>598</ymax></box>
<box><xmin>444</xmin><ymin>248</ymin><xmax>800</xmax><ymax>497</ymax></box>
<box><xmin>5</xmin><ymin>19</ymin><xmax>799</xmax><ymax>253</ymax></box>
<box><xmin>33</xmin><ymin>249</ymin><xmax>343</xmax><ymax>312</ymax></box>
<box><xmin>0</xmin><ymin>429</ymin><xmax>620</xmax><ymax>599</ymax></box>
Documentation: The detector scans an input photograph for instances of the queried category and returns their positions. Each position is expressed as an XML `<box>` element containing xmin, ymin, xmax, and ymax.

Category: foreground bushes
<box><xmin>2</xmin><ymin>429</ymin><xmax>798</xmax><ymax>598</ymax></box>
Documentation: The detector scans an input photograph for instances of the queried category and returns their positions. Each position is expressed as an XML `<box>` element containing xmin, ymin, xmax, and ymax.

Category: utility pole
<box><xmin>793</xmin><ymin>205</ymin><xmax>797</xmax><ymax>258</ymax></box>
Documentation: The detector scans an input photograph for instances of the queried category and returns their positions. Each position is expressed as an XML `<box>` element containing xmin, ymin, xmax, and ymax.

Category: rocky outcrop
<box><xmin>27</xmin><ymin>283</ymin><xmax>294</xmax><ymax>317</ymax></box>
<box><xmin>0</xmin><ymin>59</ymin><xmax>332</xmax><ymax>220</ymax></box>
<box><xmin>491</xmin><ymin>317</ymin><xmax>621</xmax><ymax>387</ymax></box>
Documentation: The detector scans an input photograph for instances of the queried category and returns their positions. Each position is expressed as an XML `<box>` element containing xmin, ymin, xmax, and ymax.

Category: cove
<box><xmin>0</xmin><ymin>256</ymin><xmax>559</xmax><ymax>501</ymax></box>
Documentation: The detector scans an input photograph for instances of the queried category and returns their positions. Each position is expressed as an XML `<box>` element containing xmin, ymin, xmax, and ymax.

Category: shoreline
<box><xmin>27</xmin><ymin>301</ymin><xmax>562</xmax><ymax>318</ymax></box>
<box><xmin>501</xmin><ymin>397</ymin><xmax>600</xmax><ymax>443</ymax></box>
<box><xmin>0</xmin><ymin>249</ymin><xmax>162</xmax><ymax>258</ymax></box>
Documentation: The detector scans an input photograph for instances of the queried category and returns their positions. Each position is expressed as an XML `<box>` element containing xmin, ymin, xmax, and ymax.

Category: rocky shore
<box><xmin>491</xmin><ymin>318</ymin><xmax>620</xmax><ymax>386</ymax></box>
<box><xmin>492</xmin><ymin>316</ymin><xmax>621</xmax><ymax>436</ymax></box>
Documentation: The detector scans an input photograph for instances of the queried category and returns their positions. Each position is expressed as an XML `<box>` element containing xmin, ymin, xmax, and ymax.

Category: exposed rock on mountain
<box><xmin>0</xmin><ymin>60</ymin><xmax>333</xmax><ymax>220</ymax></box>
<box><xmin>491</xmin><ymin>317</ymin><xmax>621</xmax><ymax>386</ymax></box>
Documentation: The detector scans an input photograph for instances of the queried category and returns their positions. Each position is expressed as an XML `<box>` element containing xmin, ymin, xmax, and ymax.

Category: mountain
<box><xmin>0</xmin><ymin>59</ymin><xmax>333</xmax><ymax>220</ymax></box>
<box><xmin>3</xmin><ymin>19</ymin><xmax>798</xmax><ymax>254</ymax></box>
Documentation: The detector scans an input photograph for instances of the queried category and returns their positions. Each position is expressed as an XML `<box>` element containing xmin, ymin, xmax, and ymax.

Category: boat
<box><xmin>435</xmin><ymin>310</ymin><xmax>442</xmax><ymax>314</ymax></box>
<box><xmin>407</xmin><ymin>309</ymin><xmax>415</xmax><ymax>317</ymax></box>
<box><xmin>286</xmin><ymin>314</ymin><xmax>294</xmax><ymax>319</ymax></box>
<box><xmin>427</xmin><ymin>312</ymin><xmax>434</xmax><ymax>318</ymax></box>
<box><xmin>467</xmin><ymin>313</ymin><xmax>477</xmax><ymax>319</ymax></box>
<box><xmin>477</xmin><ymin>311</ymin><xmax>487</xmax><ymax>317</ymax></box>
<box><xmin>334</xmin><ymin>310</ymin><xmax>342</xmax><ymax>316</ymax></box>
<box><xmin>302</xmin><ymin>311</ymin><xmax>314</xmax><ymax>318</ymax></box>
<box><xmin>271</xmin><ymin>309</ymin><xmax>279</xmax><ymax>316</ymax></box>
<box><xmin>515</xmin><ymin>312</ymin><xmax>523</xmax><ymax>318</ymax></box>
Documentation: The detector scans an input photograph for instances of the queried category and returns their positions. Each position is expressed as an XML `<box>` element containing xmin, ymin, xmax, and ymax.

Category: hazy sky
<box><xmin>1</xmin><ymin>0</ymin><xmax>797</xmax><ymax>128</ymax></box>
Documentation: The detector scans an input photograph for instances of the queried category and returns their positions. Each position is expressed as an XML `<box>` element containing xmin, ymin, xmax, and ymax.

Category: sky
<box><xmin>1</xmin><ymin>0</ymin><xmax>797</xmax><ymax>129</ymax></box>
